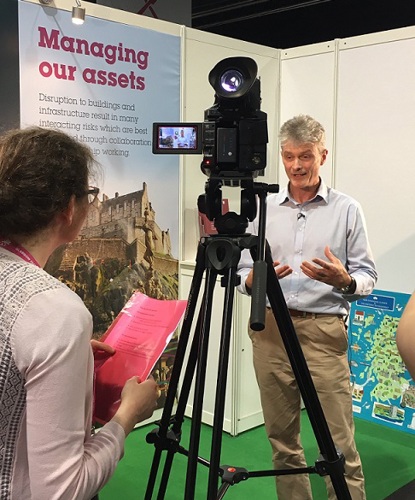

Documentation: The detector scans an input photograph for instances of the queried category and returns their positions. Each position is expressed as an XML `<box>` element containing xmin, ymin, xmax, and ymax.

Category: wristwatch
<box><xmin>340</xmin><ymin>275</ymin><xmax>356</xmax><ymax>294</ymax></box>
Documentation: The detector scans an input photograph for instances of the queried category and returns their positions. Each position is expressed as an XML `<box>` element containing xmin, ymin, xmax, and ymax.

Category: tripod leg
<box><xmin>156</xmin><ymin>310</ymin><xmax>208</xmax><ymax>499</ymax></box>
<box><xmin>264</xmin><ymin>247</ymin><xmax>351</xmax><ymax>500</ymax></box>
<box><xmin>207</xmin><ymin>266</ymin><xmax>238</xmax><ymax>499</ymax></box>
<box><xmin>145</xmin><ymin>242</ymin><xmax>207</xmax><ymax>500</ymax></box>
<box><xmin>185</xmin><ymin>266</ymin><xmax>218</xmax><ymax>500</ymax></box>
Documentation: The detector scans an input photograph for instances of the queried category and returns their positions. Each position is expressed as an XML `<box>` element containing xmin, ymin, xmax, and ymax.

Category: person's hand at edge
<box><xmin>91</xmin><ymin>339</ymin><xmax>116</xmax><ymax>371</ymax></box>
<box><xmin>111</xmin><ymin>376</ymin><xmax>159</xmax><ymax>436</ymax></box>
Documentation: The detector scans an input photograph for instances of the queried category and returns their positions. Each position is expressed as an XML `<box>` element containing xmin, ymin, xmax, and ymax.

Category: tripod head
<box><xmin>197</xmin><ymin>176</ymin><xmax>256</xmax><ymax>235</ymax></box>
<box><xmin>197</xmin><ymin>176</ymin><xmax>279</xmax><ymax>237</ymax></box>
<box><xmin>198</xmin><ymin>176</ymin><xmax>279</xmax><ymax>332</ymax></box>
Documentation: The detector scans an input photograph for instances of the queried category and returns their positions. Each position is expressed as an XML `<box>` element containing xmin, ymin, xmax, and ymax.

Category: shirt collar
<box><xmin>280</xmin><ymin>178</ymin><xmax>329</xmax><ymax>206</ymax></box>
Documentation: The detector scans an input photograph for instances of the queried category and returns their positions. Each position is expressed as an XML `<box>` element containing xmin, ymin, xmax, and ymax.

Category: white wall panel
<box><xmin>335</xmin><ymin>29</ymin><xmax>415</xmax><ymax>293</ymax></box>
<box><xmin>279</xmin><ymin>42</ymin><xmax>336</xmax><ymax>187</ymax></box>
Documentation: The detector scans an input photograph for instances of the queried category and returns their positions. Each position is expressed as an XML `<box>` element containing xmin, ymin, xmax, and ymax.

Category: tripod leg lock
<box><xmin>146</xmin><ymin>426</ymin><xmax>181</xmax><ymax>452</ymax></box>
<box><xmin>315</xmin><ymin>448</ymin><xmax>346</xmax><ymax>477</ymax></box>
<box><xmin>220</xmin><ymin>465</ymin><xmax>249</xmax><ymax>485</ymax></box>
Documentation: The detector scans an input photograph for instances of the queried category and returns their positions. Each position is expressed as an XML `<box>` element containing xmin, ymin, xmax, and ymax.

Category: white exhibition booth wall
<box><xmin>181</xmin><ymin>26</ymin><xmax>415</xmax><ymax>434</ymax></box>
<box><xmin>22</xmin><ymin>0</ymin><xmax>415</xmax><ymax>435</ymax></box>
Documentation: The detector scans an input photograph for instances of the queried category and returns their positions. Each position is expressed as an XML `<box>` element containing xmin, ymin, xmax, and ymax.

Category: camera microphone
<box><xmin>297</xmin><ymin>212</ymin><xmax>305</xmax><ymax>220</ymax></box>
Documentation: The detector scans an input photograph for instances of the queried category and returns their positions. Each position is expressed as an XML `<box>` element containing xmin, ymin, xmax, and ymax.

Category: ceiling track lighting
<box><xmin>38</xmin><ymin>0</ymin><xmax>86</xmax><ymax>25</ymax></box>
<box><xmin>72</xmin><ymin>0</ymin><xmax>86</xmax><ymax>25</ymax></box>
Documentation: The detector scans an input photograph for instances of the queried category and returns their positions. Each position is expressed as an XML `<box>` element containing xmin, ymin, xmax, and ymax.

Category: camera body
<box><xmin>152</xmin><ymin>57</ymin><xmax>269</xmax><ymax>233</ymax></box>
<box><xmin>201</xmin><ymin>81</ymin><xmax>267</xmax><ymax>181</ymax></box>
<box><xmin>153</xmin><ymin>57</ymin><xmax>268</xmax><ymax>181</ymax></box>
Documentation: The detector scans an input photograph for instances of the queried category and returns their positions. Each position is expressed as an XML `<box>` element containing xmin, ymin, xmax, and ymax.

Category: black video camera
<box><xmin>153</xmin><ymin>56</ymin><xmax>268</xmax><ymax>181</ymax></box>
<box><xmin>153</xmin><ymin>56</ymin><xmax>269</xmax><ymax>233</ymax></box>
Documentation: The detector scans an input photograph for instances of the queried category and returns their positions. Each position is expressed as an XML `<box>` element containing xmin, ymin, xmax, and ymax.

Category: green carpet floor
<box><xmin>99</xmin><ymin>412</ymin><xmax>415</xmax><ymax>499</ymax></box>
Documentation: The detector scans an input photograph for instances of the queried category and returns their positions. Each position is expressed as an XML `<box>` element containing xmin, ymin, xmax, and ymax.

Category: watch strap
<box><xmin>340</xmin><ymin>276</ymin><xmax>356</xmax><ymax>294</ymax></box>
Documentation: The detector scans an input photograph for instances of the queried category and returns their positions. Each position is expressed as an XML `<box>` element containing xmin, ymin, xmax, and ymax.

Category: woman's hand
<box><xmin>111</xmin><ymin>376</ymin><xmax>160</xmax><ymax>436</ymax></box>
<box><xmin>91</xmin><ymin>339</ymin><xmax>116</xmax><ymax>371</ymax></box>
<box><xmin>91</xmin><ymin>339</ymin><xmax>116</xmax><ymax>356</ymax></box>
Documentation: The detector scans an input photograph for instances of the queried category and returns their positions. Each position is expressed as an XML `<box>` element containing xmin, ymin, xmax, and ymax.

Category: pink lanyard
<box><xmin>0</xmin><ymin>239</ymin><xmax>40</xmax><ymax>267</ymax></box>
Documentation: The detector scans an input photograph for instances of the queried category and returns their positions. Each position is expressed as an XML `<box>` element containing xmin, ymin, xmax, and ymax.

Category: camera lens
<box><xmin>220</xmin><ymin>70</ymin><xmax>244</xmax><ymax>93</ymax></box>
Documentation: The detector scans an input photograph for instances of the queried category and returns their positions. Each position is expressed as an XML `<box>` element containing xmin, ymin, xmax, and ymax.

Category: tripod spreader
<box><xmin>315</xmin><ymin>449</ymin><xmax>346</xmax><ymax>477</ymax></box>
<box><xmin>146</xmin><ymin>422</ymin><xmax>182</xmax><ymax>454</ymax></box>
<box><xmin>217</xmin><ymin>448</ymin><xmax>346</xmax><ymax>487</ymax></box>
<box><xmin>219</xmin><ymin>466</ymin><xmax>249</xmax><ymax>485</ymax></box>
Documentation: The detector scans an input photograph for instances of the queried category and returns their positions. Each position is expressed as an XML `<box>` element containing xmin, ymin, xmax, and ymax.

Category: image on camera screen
<box><xmin>152</xmin><ymin>123</ymin><xmax>203</xmax><ymax>155</ymax></box>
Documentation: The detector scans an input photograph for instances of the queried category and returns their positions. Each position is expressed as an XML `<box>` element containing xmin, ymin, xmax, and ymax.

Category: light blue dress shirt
<box><xmin>237</xmin><ymin>179</ymin><xmax>378</xmax><ymax>315</ymax></box>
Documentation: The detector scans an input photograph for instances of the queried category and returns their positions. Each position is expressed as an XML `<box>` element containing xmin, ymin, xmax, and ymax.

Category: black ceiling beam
<box><xmin>192</xmin><ymin>0</ymin><xmax>331</xmax><ymax>29</ymax></box>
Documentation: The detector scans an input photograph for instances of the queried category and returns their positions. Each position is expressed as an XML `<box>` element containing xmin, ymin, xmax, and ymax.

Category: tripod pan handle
<box><xmin>250</xmin><ymin>260</ymin><xmax>267</xmax><ymax>331</ymax></box>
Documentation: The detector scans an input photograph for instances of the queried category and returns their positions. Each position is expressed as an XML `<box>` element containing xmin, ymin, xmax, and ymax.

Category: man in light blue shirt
<box><xmin>237</xmin><ymin>114</ymin><xmax>377</xmax><ymax>500</ymax></box>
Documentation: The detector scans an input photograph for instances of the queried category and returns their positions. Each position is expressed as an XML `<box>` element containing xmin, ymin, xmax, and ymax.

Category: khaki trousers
<box><xmin>249</xmin><ymin>308</ymin><xmax>365</xmax><ymax>500</ymax></box>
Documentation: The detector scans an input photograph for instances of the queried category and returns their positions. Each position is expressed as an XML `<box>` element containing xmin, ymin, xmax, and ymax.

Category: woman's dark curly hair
<box><xmin>0</xmin><ymin>127</ymin><xmax>96</xmax><ymax>237</ymax></box>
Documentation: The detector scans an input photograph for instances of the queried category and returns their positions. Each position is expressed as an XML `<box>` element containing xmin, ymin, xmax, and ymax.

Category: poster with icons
<box><xmin>349</xmin><ymin>289</ymin><xmax>415</xmax><ymax>434</ymax></box>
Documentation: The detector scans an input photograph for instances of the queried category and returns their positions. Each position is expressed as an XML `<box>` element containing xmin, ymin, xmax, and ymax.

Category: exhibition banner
<box><xmin>18</xmin><ymin>1</ymin><xmax>182</xmax><ymax>407</ymax></box>
<box><xmin>18</xmin><ymin>1</ymin><xmax>180</xmax><ymax>245</ymax></box>
<box><xmin>349</xmin><ymin>289</ymin><xmax>415</xmax><ymax>434</ymax></box>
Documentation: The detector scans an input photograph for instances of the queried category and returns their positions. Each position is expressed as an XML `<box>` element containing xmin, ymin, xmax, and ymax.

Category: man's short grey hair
<box><xmin>279</xmin><ymin>114</ymin><xmax>326</xmax><ymax>150</ymax></box>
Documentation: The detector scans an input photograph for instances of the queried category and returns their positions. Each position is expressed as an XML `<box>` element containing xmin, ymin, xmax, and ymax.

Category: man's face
<box><xmin>281</xmin><ymin>141</ymin><xmax>327</xmax><ymax>192</ymax></box>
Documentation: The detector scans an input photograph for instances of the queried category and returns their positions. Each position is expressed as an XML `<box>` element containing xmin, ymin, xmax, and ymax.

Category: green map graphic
<box><xmin>349</xmin><ymin>290</ymin><xmax>415</xmax><ymax>433</ymax></box>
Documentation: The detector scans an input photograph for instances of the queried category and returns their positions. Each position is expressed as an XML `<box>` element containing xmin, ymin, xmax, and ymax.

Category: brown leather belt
<box><xmin>288</xmin><ymin>309</ymin><xmax>344</xmax><ymax>319</ymax></box>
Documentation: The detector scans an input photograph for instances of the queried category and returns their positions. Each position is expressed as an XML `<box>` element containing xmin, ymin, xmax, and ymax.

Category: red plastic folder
<box><xmin>94</xmin><ymin>292</ymin><xmax>187</xmax><ymax>424</ymax></box>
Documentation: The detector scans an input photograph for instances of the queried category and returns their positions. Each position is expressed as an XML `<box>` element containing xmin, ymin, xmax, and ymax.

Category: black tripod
<box><xmin>145</xmin><ymin>181</ymin><xmax>351</xmax><ymax>500</ymax></box>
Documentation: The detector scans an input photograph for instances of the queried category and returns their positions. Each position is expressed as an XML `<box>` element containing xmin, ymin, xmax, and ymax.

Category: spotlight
<box><xmin>72</xmin><ymin>0</ymin><xmax>85</xmax><ymax>25</ymax></box>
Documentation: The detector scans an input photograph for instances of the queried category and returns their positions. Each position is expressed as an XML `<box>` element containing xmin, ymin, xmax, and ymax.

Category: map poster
<box><xmin>349</xmin><ymin>289</ymin><xmax>415</xmax><ymax>434</ymax></box>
